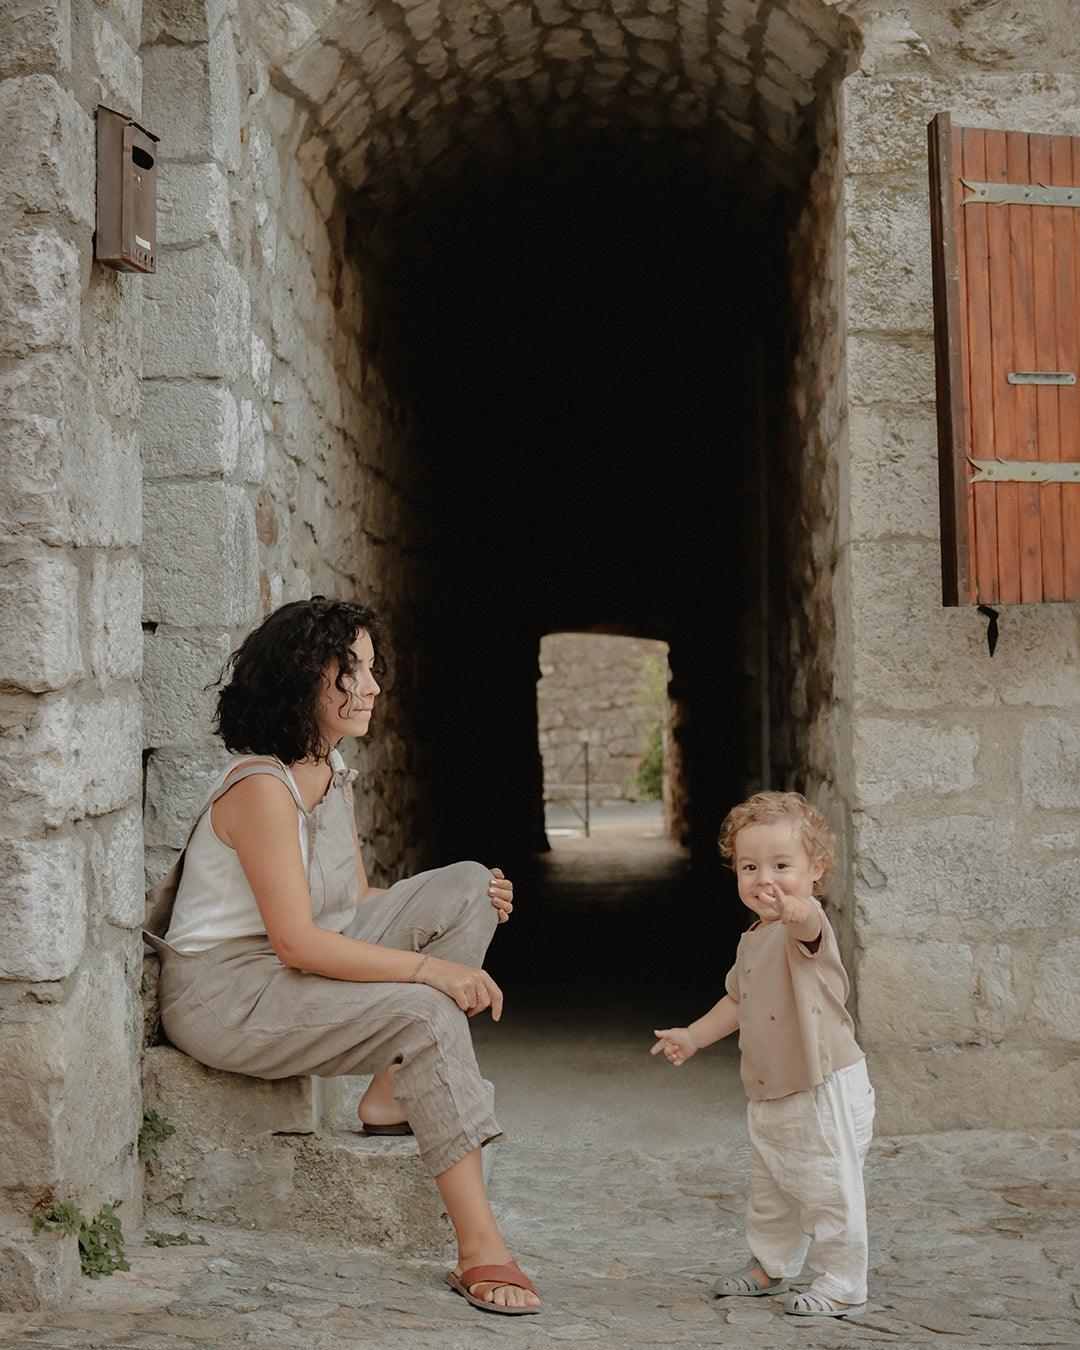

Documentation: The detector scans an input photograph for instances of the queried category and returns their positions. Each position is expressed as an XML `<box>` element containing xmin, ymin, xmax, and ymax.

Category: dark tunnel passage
<box><xmin>370</xmin><ymin>142</ymin><xmax>795</xmax><ymax>1010</ymax></box>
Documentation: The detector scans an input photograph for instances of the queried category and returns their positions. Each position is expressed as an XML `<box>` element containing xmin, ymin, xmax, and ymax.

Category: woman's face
<box><xmin>316</xmin><ymin>629</ymin><xmax>380</xmax><ymax>749</ymax></box>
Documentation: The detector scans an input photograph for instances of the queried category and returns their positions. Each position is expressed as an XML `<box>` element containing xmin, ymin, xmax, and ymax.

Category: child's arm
<box><xmin>651</xmin><ymin>994</ymin><xmax>740</xmax><ymax>1066</ymax></box>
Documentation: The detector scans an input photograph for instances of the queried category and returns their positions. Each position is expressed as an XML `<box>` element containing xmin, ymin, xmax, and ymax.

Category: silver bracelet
<box><xmin>410</xmin><ymin>954</ymin><xmax>430</xmax><ymax>984</ymax></box>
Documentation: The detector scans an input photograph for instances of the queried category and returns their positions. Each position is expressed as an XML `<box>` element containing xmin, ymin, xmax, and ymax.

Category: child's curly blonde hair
<box><xmin>718</xmin><ymin>791</ymin><xmax>837</xmax><ymax>889</ymax></box>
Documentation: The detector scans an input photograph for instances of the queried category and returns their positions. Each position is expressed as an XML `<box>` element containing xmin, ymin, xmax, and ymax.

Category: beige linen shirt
<box><xmin>724</xmin><ymin>900</ymin><xmax>863</xmax><ymax>1101</ymax></box>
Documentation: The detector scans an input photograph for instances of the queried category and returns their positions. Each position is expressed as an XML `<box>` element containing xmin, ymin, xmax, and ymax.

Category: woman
<box><xmin>143</xmin><ymin>597</ymin><xmax>540</xmax><ymax>1315</ymax></box>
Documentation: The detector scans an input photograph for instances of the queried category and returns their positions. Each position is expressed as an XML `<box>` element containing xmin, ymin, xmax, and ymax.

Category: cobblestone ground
<box><xmin>4</xmin><ymin>835</ymin><xmax>1077</xmax><ymax>1348</ymax></box>
<box><xmin>1</xmin><ymin>1124</ymin><xmax>1077</xmax><ymax>1348</ymax></box>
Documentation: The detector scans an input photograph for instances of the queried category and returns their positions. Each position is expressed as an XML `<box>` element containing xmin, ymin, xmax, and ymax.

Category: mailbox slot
<box><xmin>95</xmin><ymin>105</ymin><xmax>159</xmax><ymax>273</ymax></box>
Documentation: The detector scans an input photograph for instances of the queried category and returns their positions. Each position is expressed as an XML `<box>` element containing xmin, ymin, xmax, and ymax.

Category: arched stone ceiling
<box><xmin>258</xmin><ymin>0</ymin><xmax>861</xmax><ymax>211</ymax></box>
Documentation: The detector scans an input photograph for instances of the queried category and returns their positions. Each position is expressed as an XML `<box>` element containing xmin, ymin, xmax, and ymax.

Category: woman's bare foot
<box><xmin>357</xmin><ymin>1066</ymin><xmax>407</xmax><ymax>1128</ymax></box>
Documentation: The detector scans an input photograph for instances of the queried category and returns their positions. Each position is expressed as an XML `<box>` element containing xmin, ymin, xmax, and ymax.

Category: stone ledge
<box><xmin>141</xmin><ymin>1045</ymin><xmax>493</xmax><ymax>1256</ymax></box>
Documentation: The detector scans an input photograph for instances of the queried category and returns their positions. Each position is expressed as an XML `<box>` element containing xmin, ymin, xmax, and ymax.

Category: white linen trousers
<box><xmin>745</xmin><ymin>1057</ymin><xmax>875</xmax><ymax>1305</ymax></box>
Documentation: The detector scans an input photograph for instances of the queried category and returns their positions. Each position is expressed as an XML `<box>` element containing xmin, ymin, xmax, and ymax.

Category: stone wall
<box><xmin>0</xmin><ymin>0</ymin><xmax>145</xmax><ymax>1307</ymax></box>
<box><xmin>837</xmin><ymin>12</ymin><xmax>1080</xmax><ymax>1130</ymax></box>
<box><xmin>4</xmin><ymin>0</ymin><xmax>1080</xmax><ymax>1314</ymax></box>
<box><xmin>537</xmin><ymin>632</ymin><xmax>668</xmax><ymax>809</ymax></box>
<box><xmin>769</xmin><ymin>82</ymin><xmax>853</xmax><ymax>955</ymax></box>
<box><xmin>138</xmin><ymin>1</ymin><xmax>429</xmax><ymax>889</ymax></box>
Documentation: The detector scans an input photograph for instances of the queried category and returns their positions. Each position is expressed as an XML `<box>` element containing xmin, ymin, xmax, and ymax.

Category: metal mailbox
<box><xmin>95</xmin><ymin>105</ymin><xmax>160</xmax><ymax>273</ymax></box>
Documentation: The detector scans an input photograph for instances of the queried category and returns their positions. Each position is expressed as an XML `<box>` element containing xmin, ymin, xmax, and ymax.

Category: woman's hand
<box><xmin>488</xmin><ymin>867</ymin><xmax>513</xmax><ymax>923</ymax></box>
<box><xmin>422</xmin><ymin>957</ymin><xmax>504</xmax><ymax>1021</ymax></box>
<box><xmin>650</xmin><ymin>1027</ymin><xmax>698</xmax><ymax>1066</ymax></box>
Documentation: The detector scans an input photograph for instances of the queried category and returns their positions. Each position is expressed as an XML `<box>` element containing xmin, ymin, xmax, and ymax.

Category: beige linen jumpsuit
<box><xmin>143</xmin><ymin>756</ymin><xmax>503</xmax><ymax>1177</ymax></box>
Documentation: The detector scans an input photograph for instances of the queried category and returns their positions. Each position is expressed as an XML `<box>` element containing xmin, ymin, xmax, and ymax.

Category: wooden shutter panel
<box><xmin>928</xmin><ymin>112</ymin><xmax>1080</xmax><ymax>606</ymax></box>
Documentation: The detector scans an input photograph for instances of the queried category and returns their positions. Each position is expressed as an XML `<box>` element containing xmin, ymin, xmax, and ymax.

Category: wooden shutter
<box><xmin>928</xmin><ymin>112</ymin><xmax>1080</xmax><ymax>605</ymax></box>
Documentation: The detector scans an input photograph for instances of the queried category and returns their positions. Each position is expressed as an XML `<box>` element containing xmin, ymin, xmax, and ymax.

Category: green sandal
<box><xmin>783</xmin><ymin>1291</ymin><xmax>866</xmax><ymax>1318</ymax></box>
<box><xmin>714</xmin><ymin>1261</ymin><xmax>791</xmax><ymax>1298</ymax></box>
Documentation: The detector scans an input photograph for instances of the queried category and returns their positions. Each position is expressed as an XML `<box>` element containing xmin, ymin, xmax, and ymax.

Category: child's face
<box><xmin>733</xmin><ymin>819</ymin><xmax>825</xmax><ymax>920</ymax></box>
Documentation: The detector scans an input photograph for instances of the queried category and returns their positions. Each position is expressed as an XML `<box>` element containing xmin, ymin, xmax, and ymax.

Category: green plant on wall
<box><xmin>32</xmin><ymin>1200</ymin><xmax>129</xmax><ymax>1279</ymax></box>
<box><xmin>138</xmin><ymin>1109</ymin><xmax>176</xmax><ymax>1162</ymax></box>
<box><xmin>630</xmin><ymin>650</ymin><xmax>667</xmax><ymax>802</ymax></box>
<box><xmin>145</xmin><ymin>1229</ymin><xmax>209</xmax><ymax>1248</ymax></box>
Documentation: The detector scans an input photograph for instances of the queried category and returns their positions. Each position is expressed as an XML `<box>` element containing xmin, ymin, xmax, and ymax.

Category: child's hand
<box><xmin>758</xmin><ymin>884</ymin><xmax>814</xmax><ymax>926</ymax></box>
<box><xmin>650</xmin><ymin>1027</ymin><xmax>697</xmax><ymax>1066</ymax></box>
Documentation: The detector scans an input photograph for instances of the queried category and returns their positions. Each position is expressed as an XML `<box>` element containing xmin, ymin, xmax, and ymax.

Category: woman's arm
<box><xmin>211</xmin><ymin>776</ymin><xmax>500</xmax><ymax>1014</ymax></box>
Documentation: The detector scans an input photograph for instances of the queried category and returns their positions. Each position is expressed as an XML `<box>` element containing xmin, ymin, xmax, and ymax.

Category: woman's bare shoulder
<box><xmin>212</xmin><ymin>764</ymin><xmax>300</xmax><ymax>847</ymax></box>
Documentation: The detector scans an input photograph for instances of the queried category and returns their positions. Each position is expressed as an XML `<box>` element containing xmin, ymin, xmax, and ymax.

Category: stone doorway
<box><xmin>140</xmin><ymin>0</ymin><xmax>862</xmax><ymax>1067</ymax></box>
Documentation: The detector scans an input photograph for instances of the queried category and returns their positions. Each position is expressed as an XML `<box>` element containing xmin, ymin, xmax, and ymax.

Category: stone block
<box><xmin>238</xmin><ymin>398</ymin><xmax>267</xmax><ymax>483</ymax></box>
<box><xmin>0</xmin><ymin>230</ymin><xmax>79</xmax><ymax>357</ymax></box>
<box><xmin>856</xmin><ymin>939</ymin><xmax>977</xmax><ymax>1045</ymax></box>
<box><xmin>86</xmin><ymin>804</ymin><xmax>144</xmax><ymax>929</ymax></box>
<box><xmin>284</xmin><ymin>42</ymin><xmax>344</xmax><ymax>103</ymax></box>
<box><xmin>141</xmin><ymin>25</ymin><xmax>240</xmax><ymax>170</ymax></box>
<box><xmin>1031</xmin><ymin>939</ymin><xmax>1080</xmax><ymax>1041</ymax></box>
<box><xmin>975</xmin><ymin>943</ymin><xmax>1017</xmax><ymax>1039</ymax></box>
<box><xmin>852</xmin><ymin>718</ymin><xmax>979</xmax><ymax>807</ymax></box>
<box><xmin>142</xmin><ymin>380</ymin><xmax>239</xmax><ymax>479</ymax></box>
<box><xmin>842</xmin><ymin>73</ymin><xmax>1080</xmax><ymax>178</ymax></box>
<box><xmin>848</xmin><ymin>540</ymin><xmax>1080</xmax><ymax>711</ymax></box>
<box><xmin>143</xmin><ymin>1045</ymin><xmax>320</xmax><ymax>1139</ymax></box>
<box><xmin>88</xmin><ymin>552</ymin><xmax>142</xmax><ymax>685</ymax></box>
<box><xmin>81</xmin><ymin>265</ymin><xmax>142</xmax><ymax>422</ymax></box>
<box><xmin>0</xmin><ymin>549</ymin><xmax>82</xmax><ymax>692</ymax></box>
<box><xmin>0</xmin><ymin>354</ymin><xmax>138</xmax><ymax>546</ymax></box>
<box><xmin>289</xmin><ymin>1134</ymin><xmax>450</xmax><ymax>1256</ymax></box>
<box><xmin>143</xmin><ymin>747</ymin><xmax>226</xmax><ymax>849</ymax></box>
<box><xmin>0</xmin><ymin>0</ymin><xmax>71</xmax><ymax>77</ymax></box>
<box><xmin>0</xmin><ymin>1224</ymin><xmax>80</xmax><ymax>1313</ymax></box>
<box><xmin>143</xmin><ymin>482</ymin><xmax>259</xmax><ymax>626</ymax></box>
<box><xmin>845</xmin><ymin>176</ymin><xmax>933</xmax><ymax>335</ymax></box>
<box><xmin>846</xmin><ymin>404</ymin><xmax>940</xmax><ymax>543</ymax></box>
<box><xmin>847</xmin><ymin>334</ymin><xmax>936</xmax><ymax>406</ymax></box>
<box><xmin>852</xmin><ymin>811</ymin><xmax>1028</xmax><ymax>935</ymax></box>
<box><xmin>0</xmin><ymin>951</ymin><xmax>140</xmax><ymax>1212</ymax></box>
<box><xmin>0</xmin><ymin>831</ymin><xmax>86</xmax><ymax>980</ymax></box>
<box><xmin>0</xmin><ymin>688</ymin><xmax>142</xmax><ymax>830</ymax></box>
<box><xmin>870</xmin><ymin>1044</ymin><xmax>1080</xmax><ymax>1133</ymax></box>
<box><xmin>86</xmin><ymin>10</ymin><xmax>141</xmax><ymax>112</ymax></box>
<box><xmin>142</xmin><ymin>626</ymin><xmax>232</xmax><ymax>746</ymax></box>
<box><xmin>1020</xmin><ymin>717</ymin><xmax>1080</xmax><ymax>810</ymax></box>
<box><xmin>142</xmin><ymin>952</ymin><xmax>161</xmax><ymax>1046</ymax></box>
<box><xmin>314</xmin><ymin>1074</ymin><xmax>370</xmax><ymax>1132</ymax></box>
<box><xmin>142</xmin><ymin>245</ymin><xmax>249</xmax><ymax>380</ymax></box>
<box><xmin>69</xmin><ymin>421</ymin><xmax>141</xmax><ymax>550</ymax></box>
<box><xmin>0</xmin><ymin>75</ymin><xmax>93</xmax><ymax>225</ymax></box>
<box><xmin>87</xmin><ymin>0</ymin><xmax>142</xmax><ymax>46</ymax></box>
<box><xmin>157</xmin><ymin>161</ymin><xmax>231</xmax><ymax>250</ymax></box>
<box><xmin>0</xmin><ymin>409</ymin><xmax>68</xmax><ymax>543</ymax></box>
<box><xmin>142</xmin><ymin>0</ymin><xmax>233</xmax><ymax>44</ymax></box>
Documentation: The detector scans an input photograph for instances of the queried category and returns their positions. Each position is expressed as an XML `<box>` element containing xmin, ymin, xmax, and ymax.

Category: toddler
<box><xmin>651</xmin><ymin>791</ymin><xmax>874</xmax><ymax>1319</ymax></box>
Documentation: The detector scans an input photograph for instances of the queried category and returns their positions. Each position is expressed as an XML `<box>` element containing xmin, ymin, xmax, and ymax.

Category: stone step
<box><xmin>141</xmin><ymin>1045</ymin><xmax>492</xmax><ymax>1257</ymax></box>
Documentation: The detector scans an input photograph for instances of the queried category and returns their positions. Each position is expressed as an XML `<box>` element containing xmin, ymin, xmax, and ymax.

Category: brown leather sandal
<box><xmin>444</xmin><ymin>1261</ymin><xmax>540</xmax><ymax>1315</ymax></box>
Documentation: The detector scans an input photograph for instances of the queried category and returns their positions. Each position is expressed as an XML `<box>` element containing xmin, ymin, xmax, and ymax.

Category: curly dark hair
<box><xmin>212</xmin><ymin>597</ymin><xmax>385</xmax><ymax>763</ymax></box>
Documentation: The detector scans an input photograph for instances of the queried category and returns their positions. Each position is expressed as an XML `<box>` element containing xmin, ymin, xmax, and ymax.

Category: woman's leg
<box><xmin>352</xmin><ymin>862</ymin><xmax>499</xmax><ymax>1127</ymax></box>
<box><xmin>437</xmin><ymin>1147</ymin><xmax>540</xmax><ymax>1310</ymax></box>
